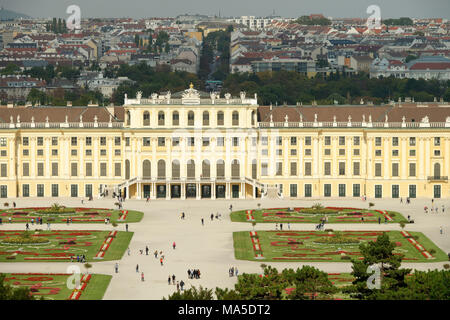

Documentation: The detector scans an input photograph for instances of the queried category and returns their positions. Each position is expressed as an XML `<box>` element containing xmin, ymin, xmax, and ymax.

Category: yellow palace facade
<box><xmin>0</xmin><ymin>85</ymin><xmax>449</xmax><ymax>200</ymax></box>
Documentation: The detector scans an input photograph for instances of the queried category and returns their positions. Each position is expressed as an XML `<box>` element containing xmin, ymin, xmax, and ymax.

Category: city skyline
<box><xmin>3</xmin><ymin>0</ymin><xmax>450</xmax><ymax>19</ymax></box>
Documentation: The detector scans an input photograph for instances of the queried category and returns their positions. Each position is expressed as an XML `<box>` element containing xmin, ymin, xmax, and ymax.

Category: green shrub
<box><xmin>443</xmin><ymin>264</ymin><xmax>450</xmax><ymax>269</ymax></box>
<box><xmin>429</xmin><ymin>249</ymin><xmax>436</xmax><ymax>255</ymax></box>
<box><xmin>315</xmin><ymin>232</ymin><xmax>360</xmax><ymax>244</ymax></box>
<box><xmin>389</xmin><ymin>212</ymin><xmax>396</xmax><ymax>217</ymax></box>
<box><xmin>341</xmin><ymin>256</ymin><xmax>351</xmax><ymax>260</ymax></box>
<box><xmin>2</xmin><ymin>232</ymin><xmax>49</xmax><ymax>244</ymax></box>
<box><xmin>300</xmin><ymin>208</ymin><xmax>338</xmax><ymax>215</ymax></box>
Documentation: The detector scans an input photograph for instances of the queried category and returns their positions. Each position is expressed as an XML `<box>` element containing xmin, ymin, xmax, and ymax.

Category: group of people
<box><xmin>275</xmin><ymin>223</ymin><xmax>289</xmax><ymax>231</ymax></box>
<box><xmin>424</xmin><ymin>204</ymin><xmax>445</xmax><ymax>214</ymax></box>
<box><xmin>210</xmin><ymin>213</ymin><xmax>221</xmax><ymax>221</ymax></box>
<box><xmin>187</xmin><ymin>269</ymin><xmax>201</xmax><ymax>279</ymax></box>
<box><xmin>228</xmin><ymin>266</ymin><xmax>239</xmax><ymax>277</ymax></box>
<box><xmin>71</xmin><ymin>254</ymin><xmax>86</xmax><ymax>263</ymax></box>
<box><xmin>400</xmin><ymin>197</ymin><xmax>412</xmax><ymax>204</ymax></box>
<box><xmin>168</xmin><ymin>275</ymin><xmax>185</xmax><ymax>291</ymax></box>
<box><xmin>30</xmin><ymin>217</ymin><xmax>44</xmax><ymax>225</ymax></box>
<box><xmin>26</xmin><ymin>221</ymin><xmax>51</xmax><ymax>230</ymax></box>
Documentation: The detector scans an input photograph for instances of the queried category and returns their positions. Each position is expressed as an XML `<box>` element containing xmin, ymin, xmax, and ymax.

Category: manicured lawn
<box><xmin>0</xmin><ymin>230</ymin><xmax>133</xmax><ymax>262</ymax></box>
<box><xmin>0</xmin><ymin>207</ymin><xmax>143</xmax><ymax>224</ymax></box>
<box><xmin>233</xmin><ymin>230</ymin><xmax>447</xmax><ymax>262</ymax></box>
<box><xmin>1</xmin><ymin>273</ymin><xmax>111</xmax><ymax>300</ymax></box>
<box><xmin>230</xmin><ymin>207</ymin><xmax>408</xmax><ymax>224</ymax></box>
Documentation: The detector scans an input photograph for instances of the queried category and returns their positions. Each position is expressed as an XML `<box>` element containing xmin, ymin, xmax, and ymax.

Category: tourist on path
<box><xmin>146</xmin><ymin>246</ymin><xmax>149</xmax><ymax>255</ymax></box>
<box><xmin>176</xmin><ymin>281</ymin><xmax>180</xmax><ymax>291</ymax></box>
<box><xmin>115</xmin><ymin>263</ymin><xmax>119</xmax><ymax>273</ymax></box>
<box><xmin>173</xmin><ymin>242</ymin><xmax>176</xmax><ymax>250</ymax></box>
<box><xmin>126</xmin><ymin>224</ymin><xmax>129</xmax><ymax>232</ymax></box>
<box><xmin>160</xmin><ymin>257</ymin><xmax>164</xmax><ymax>266</ymax></box>
<box><xmin>26</xmin><ymin>223</ymin><xmax>29</xmax><ymax>230</ymax></box>
<box><xmin>180</xmin><ymin>280</ymin><xmax>185</xmax><ymax>291</ymax></box>
<box><xmin>172</xmin><ymin>274</ymin><xmax>176</xmax><ymax>284</ymax></box>
<box><xmin>201</xmin><ymin>218</ymin><xmax>204</xmax><ymax>226</ymax></box>
<box><xmin>440</xmin><ymin>226</ymin><xmax>443</xmax><ymax>235</ymax></box>
<box><xmin>168</xmin><ymin>276</ymin><xmax>171</xmax><ymax>285</ymax></box>
<box><xmin>141</xmin><ymin>272</ymin><xmax>144</xmax><ymax>282</ymax></box>
<box><xmin>136</xmin><ymin>264</ymin><xmax>139</xmax><ymax>273</ymax></box>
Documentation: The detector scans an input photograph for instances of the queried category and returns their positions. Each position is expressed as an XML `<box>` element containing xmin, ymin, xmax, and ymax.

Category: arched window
<box><xmin>157</xmin><ymin>160</ymin><xmax>165</xmax><ymax>178</ymax></box>
<box><xmin>202</xmin><ymin>160</ymin><xmax>210</xmax><ymax>178</ymax></box>
<box><xmin>172</xmin><ymin>160</ymin><xmax>180</xmax><ymax>179</ymax></box>
<box><xmin>232</xmin><ymin>111</ymin><xmax>239</xmax><ymax>126</ymax></box>
<box><xmin>172</xmin><ymin>111</ymin><xmax>179</xmax><ymax>126</ymax></box>
<box><xmin>231</xmin><ymin>159</ymin><xmax>240</xmax><ymax>178</ymax></box>
<box><xmin>126</xmin><ymin>111</ymin><xmax>131</xmax><ymax>126</ymax></box>
<box><xmin>142</xmin><ymin>160</ymin><xmax>151</xmax><ymax>178</ymax></box>
<box><xmin>203</xmin><ymin>111</ymin><xmax>210</xmax><ymax>126</ymax></box>
<box><xmin>187</xmin><ymin>111</ymin><xmax>195</xmax><ymax>126</ymax></box>
<box><xmin>143</xmin><ymin>111</ymin><xmax>150</xmax><ymax>126</ymax></box>
<box><xmin>187</xmin><ymin>160</ymin><xmax>195</xmax><ymax>178</ymax></box>
<box><xmin>434</xmin><ymin>163</ymin><xmax>441</xmax><ymax>177</ymax></box>
<box><xmin>216</xmin><ymin>159</ymin><xmax>225</xmax><ymax>178</ymax></box>
<box><xmin>217</xmin><ymin>111</ymin><xmax>224</xmax><ymax>126</ymax></box>
<box><xmin>158</xmin><ymin>111</ymin><xmax>165</xmax><ymax>126</ymax></box>
<box><xmin>125</xmin><ymin>160</ymin><xmax>130</xmax><ymax>179</ymax></box>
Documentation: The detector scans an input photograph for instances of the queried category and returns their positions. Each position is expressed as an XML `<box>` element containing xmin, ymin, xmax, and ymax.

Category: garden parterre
<box><xmin>0</xmin><ymin>207</ymin><xmax>143</xmax><ymax>224</ymax></box>
<box><xmin>233</xmin><ymin>230</ymin><xmax>447</xmax><ymax>263</ymax></box>
<box><xmin>0</xmin><ymin>273</ymin><xmax>111</xmax><ymax>300</ymax></box>
<box><xmin>231</xmin><ymin>207</ymin><xmax>407</xmax><ymax>224</ymax></box>
<box><xmin>0</xmin><ymin>230</ymin><xmax>133</xmax><ymax>262</ymax></box>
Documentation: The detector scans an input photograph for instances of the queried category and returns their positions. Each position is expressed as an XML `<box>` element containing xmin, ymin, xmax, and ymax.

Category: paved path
<box><xmin>0</xmin><ymin>197</ymin><xmax>448</xmax><ymax>300</ymax></box>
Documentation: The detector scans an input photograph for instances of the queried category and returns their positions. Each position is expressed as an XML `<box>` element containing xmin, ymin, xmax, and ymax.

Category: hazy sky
<box><xmin>4</xmin><ymin>0</ymin><xmax>450</xmax><ymax>19</ymax></box>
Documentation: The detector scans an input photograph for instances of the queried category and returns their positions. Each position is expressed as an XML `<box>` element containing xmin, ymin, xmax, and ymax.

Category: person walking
<box><xmin>235</xmin><ymin>267</ymin><xmax>238</xmax><ymax>277</ymax></box>
<box><xmin>145</xmin><ymin>246</ymin><xmax>149</xmax><ymax>255</ymax></box>
<box><xmin>180</xmin><ymin>280</ymin><xmax>185</xmax><ymax>291</ymax></box>
<box><xmin>201</xmin><ymin>218</ymin><xmax>204</xmax><ymax>226</ymax></box>
<box><xmin>126</xmin><ymin>224</ymin><xmax>129</xmax><ymax>232</ymax></box>
<box><xmin>141</xmin><ymin>272</ymin><xmax>144</xmax><ymax>282</ymax></box>
<box><xmin>26</xmin><ymin>223</ymin><xmax>29</xmax><ymax>230</ymax></box>
<box><xmin>172</xmin><ymin>274</ymin><xmax>176</xmax><ymax>284</ymax></box>
<box><xmin>115</xmin><ymin>263</ymin><xmax>119</xmax><ymax>273</ymax></box>
<box><xmin>13</xmin><ymin>202</ymin><xmax>16</xmax><ymax>208</ymax></box>
<box><xmin>160</xmin><ymin>257</ymin><xmax>163</xmax><ymax>266</ymax></box>
<box><xmin>168</xmin><ymin>276</ymin><xmax>171</xmax><ymax>285</ymax></box>
<box><xmin>440</xmin><ymin>226</ymin><xmax>443</xmax><ymax>235</ymax></box>
<box><xmin>378</xmin><ymin>217</ymin><xmax>381</xmax><ymax>224</ymax></box>
<box><xmin>172</xmin><ymin>242</ymin><xmax>176</xmax><ymax>250</ymax></box>
<box><xmin>210</xmin><ymin>213</ymin><xmax>214</xmax><ymax>221</ymax></box>
<box><xmin>136</xmin><ymin>264</ymin><xmax>139</xmax><ymax>273</ymax></box>
<box><xmin>176</xmin><ymin>281</ymin><xmax>180</xmax><ymax>292</ymax></box>
<box><xmin>280</xmin><ymin>223</ymin><xmax>283</xmax><ymax>231</ymax></box>
<box><xmin>154</xmin><ymin>250</ymin><xmax>158</xmax><ymax>258</ymax></box>
<box><xmin>127</xmin><ymin>248</ymin><xmax>131</xmax><ymax>256</ymax></box>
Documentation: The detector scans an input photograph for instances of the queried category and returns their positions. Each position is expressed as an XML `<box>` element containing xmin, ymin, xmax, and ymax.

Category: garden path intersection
<box><xmin>0</xmin><ymin>197</ymin><xmax>448</xmax><ymax>300</ymax></box>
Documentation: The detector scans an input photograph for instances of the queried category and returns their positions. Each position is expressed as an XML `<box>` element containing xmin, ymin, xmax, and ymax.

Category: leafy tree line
<box><xmin>45</xmin><ymin>18</ymin><xmax>68</xmax><ymax>34</ymax></box>
<box><xmin>295</xmin><ymin>15</ymin><xmax>331</xmax><ymax>26</ymax></box>
<box><xmin>165</xmin><ymin>233</ymin><xmax>450</xmax><ymax>300</ymax></box>
<box><xmin>199</xmin><ymin>28</ymin><xmax>233</xmax><ymax>80</ymax></box>
<box><xmin>109</xmin><ymin>63</ymin><xmax>199</xmax><ymax>105</ymax></box>
<box><xmin>221</xmin><ymin>71</ymin><xmax>450</xmax><ymax>105</ymax></box>
<box><xmin>383</xmin><ymin>17</ymin><xmax>414</xmax><ymax>26</ymax></box>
